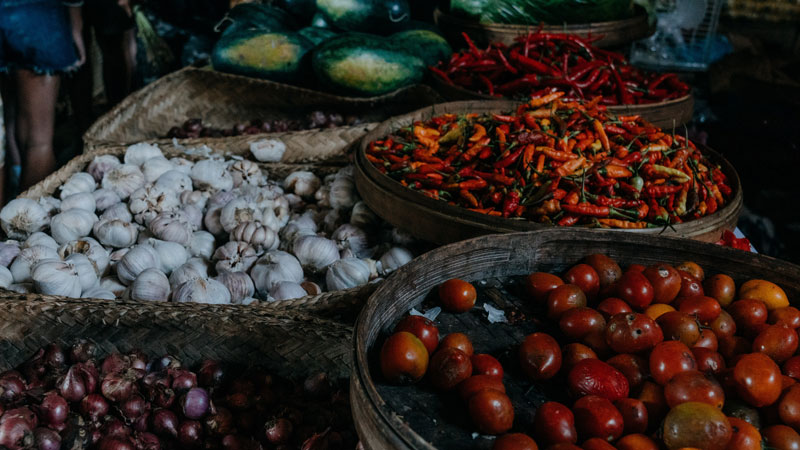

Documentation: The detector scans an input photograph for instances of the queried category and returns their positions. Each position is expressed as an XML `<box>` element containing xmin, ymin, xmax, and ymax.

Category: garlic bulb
<box><xmin>250</xmin><ymin>138</ymin><xmax>285</xmax><ymax>162</ymax></box>
<box><xmin>180</xmin><ymin>205</ymin><xmax>203</xmax><ymax>231</ymax></box>
<box><xmin>130</xmin><ymin>268</ymin><xmax>170</xmax><ymax>301</ymax></box>
<box><xmin>214</xmin><ymin>271</ymin><xmax>254</xmax><ymax>304</ymax></box>
<box><xmin>329</xmin><ymin>171</ymin><xmax>357</xmax><ymax>210</ymax></box>
<box><xmin>100</xmin><ymin>203</ymin><xmax>133</xmax><ymax>223</ymax></box>
<box><xmin>230</xmin><ymin>159</ymin><xmax>264</xmax><ymax>187</ymax></box>
<box><xmin>0</xmin><ymin>242</ymin><xmax>20</xmax><ymax>267</ymax></box>
<box><xmin>65</xmin><ymin>253</ymin><xmax>98</xmax><ymax>291</ymax></box>
<box><xmin>350</xmin><ymin>201</ymin><xmax>378</xmax><ymax>228</ymax></box>
<box><xmin>155</xmin><ymin>170</ymin><xmax>193</xmax><ymax>193</ymax></box>
<box><xmin>213</xmin><ymin>241</ymin><xmax>258</xmax><ymax>273</ymax></box>
<box><xmin>93</xmin><ymin>219</ymin><xmax>138</xmax><ymax>248</ymax></box>
<box><xmin>179</xmin><ymin>190</ymin><xmax>209</xmax><ymax>211</ymax></box>
<box><xmin>203</xmin><ymin>206</ymin><xmax>224</xmax><ymax>237</ymax></box>
<box><xmin>109</xmin><ymin>248</ymin><xmax>129</xmax><ymax>264</ymax></box>
<box><xmin>284</xmin><ymin>171</ymin><xmax>321</xmax><ymax>198</ymax></box>
<box><xmin>170</xmin><ymin>157</ymin><xmax>193</xmax><ymax>174</ymax></box>
<box><xmin>149</xmin><ymin>212</ymin><xmax>192</xmax><ymax>246</ymax></box>
<box><xmin>10</xmin><ymin>245</ymin><xmax>59</xmax><ymax>283</ymax></box>
<box><xmin>124</xmin><ymin>142</ymin><xmax>163</xmax><ymax>167</ymax></box>
<box><xmin>93</xmin><ymin>189</ymin><xmax>121</xmax><ymax>212</ymax></box>
<box><xmin>8</xmin><ymin>283</ymin><xmax>32</xmax><ymax>294</ymax></box>
<box><xmin>283</xmin><ymin>193</ymin><xmax>304</xmax><ymax>209</ymax></box>
<box><xmin>31</xmin><ymin>259</ymin><xmax>82</xmax><ymax>297</ymax></box>
<box><xmin>326</xmin><ymin>258</ymin><xmax>371</xmax><ymax>291</ymax></box>
<box><xmin>190</xmin><ymin>159</ymin><xmax>233</xmax><ymax>192</ymax></box>
<box><xmin>38</xmin><ymin>197</ymin><xmax>61</xmax><ymax>218</ymax></box>
<box><xmin>23</xmin><ymin>232</ymin><xmax>58</xmax><ymax>250</ymax></box>
<box><xmin>293</xmin><ymin>235</ymin><xmax>339</xmax><ymax>273</ymax></box>
<box><xmin>391</xmin><ymin>228</ymin><xmax>416</xmax><ymax>246</ymax></box>
<box><xmin>259</xmin><ymin>197</ymin><xmax>290</xmax><ymax>231</ymax></box>
<box><xmin>116</xmin><ymin>244</ymin><xmax>161</xmax><ymax>285</ymax></box>
<box><xmin>269</xmin><ymin>281</ymin><xmax>307</xmax><ymax>301</ymax></box>
<box><xmin>315</xmin><ymin>185</ymin><xmax>330</xmax><ymax>208</ymax></box>
<box><xmin>322</xmin><ymin>209</ymin><xmax>342</xmax><ymax>234</ymax></box>
<box><xmin>0</xmin><ymin>266</ymin><xmax>12</xmax><ymax>288</ymax></box>
<box><xmin>60</xmin><ymin>192</ymin><xmax>96</xmax><ymax>213</ymax></box>
<box><xmin>230</xmin><ymin>221</ymin><xmax>278</xmax><ymax>252</ymax></box>
<box><xmin>50</xmin><ymin>209</ymin><xmax>98</xmax><ymax>244</ymax></box>
<box><xmin>142</xmin><ymin>157</ymin><xmax>175</xmax><ymax>182</ymax></box>
<box><xmin>58</xmin><ymin>238</ymin><xmax>110</xmax><ymax>277</ymax></box>
<box><xmin>87</xmin><ymin>155</ymin><xmax>122</xmax><ymax>182</ymax></box>
<box><xmin>102</xmin><ymin>164</ymin><xmax>145</xmax><ymax>200</ymax></box>
<box><xmin>250</xmin><ymin>251</ymin><xmax>303</xmax><ymax>295</ymax></box>
<box><xmin>189</xmin><ymin>231</ymin><xmax>216</xmax><ymax>260</ymax></box>
<box><xmin>142</xmin><ymin>238</ymin><xmax>188</xmax><ymax>275</ymax></box>
<box><xmin>81</xmin><ymin>286</ymin><xmax>116</xmax><ymax>300</ymax></box>
<box><xmin>0</xmin><ymin>198</ymin><xmax>49</xmax><ymax>239</ymax></box>
<box><xmin>219</xmin><ymin>198</ymin><xmax>262</xmax><ymax>233</ymax></box>
<box><xmin>172</xmin><ymin>278</ymin><xmax>231</xmax><ymax>304</ymax></box>
<box><xmin>332</xmin><ymin>224</ymin><xmax>370</xmax><ymax>258</ymax></box>
<box><xmin>169</xmin><ymin>260</ymin><xmax>207</xmax><ymax>288</ymax></box>
<box><xmin>129</xmin><ymin>185</ymin><xmax>180</xmax><ymax>225</ymax></box>
<box><xmin>100</xmin><ymin>277</ymin><xmax>127</xmax><ymax>297</ymax></box>
<box><xmin>378</xmin><ymin>247</ymin><xmax>413</xmax><ymax>276</ymax></box>
<box><xmin>60</xmin><ymin>172</ymin><xmax>96</xmax><ymax>199</ymax></box>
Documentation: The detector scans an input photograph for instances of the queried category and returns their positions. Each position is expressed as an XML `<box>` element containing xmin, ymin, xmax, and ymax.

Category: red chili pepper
<box><xmin>643</xmin><ymin>184</ymin><xmax>683</xmax><ymax>198</ymax></box>
<box><xmin>478</xmin><ymin>74</ymin><xmax>495</xmax><ymax>96</ymax></box>
<box><xmin>558</xmin><ymin>214</ymin><xmax>580</xmax><ymax>227</ymax></box>
<box><xmin>460</xmin><ymin>189</ymin><xmax>479</xmax><ymax>208</ymax></box>
<box><xmin>495</xmin><ymin>146</ymin><xmax>524</xmax><ymax>169</ymax></box>
<box><xmin>561</xmin><ymin>203</ymin><xmax>610</xmax><ymax>217</ymax></box>
<box><xmin>462</xmin><ymin>32</ymin><xmax>481</xmax><ymax>59</ymax></box>
<box><xmin>509</xmin><ymin>50</ymin><xmax>560</xmax><ymax>77</ymax></box>
<box><xmin>502</xmin><ymin>191</ymin><xmax>520</xmax><ymax>217</ymax></box>
<box><xmin>611</xmin><ymin>67</ymin><xmax>633</xmax><ymax>105</ymax></box>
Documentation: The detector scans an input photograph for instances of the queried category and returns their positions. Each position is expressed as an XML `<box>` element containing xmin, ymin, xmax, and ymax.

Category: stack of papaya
<box><xmin>211</xmin><ymin>0</ymin><xmax>452</xmax><ymax>97</ymax></box>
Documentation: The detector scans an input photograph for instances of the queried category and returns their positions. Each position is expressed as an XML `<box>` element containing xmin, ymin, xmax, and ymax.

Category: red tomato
<box><xmin>784</xmin><ymin>356</ymin><xmax>800</xmax><ymax>380</ymax></box>
<box><xmin>468</xmin><ymin>389</ymin><xmax>514</xmax><ymax>435</ymax></box>
<box><xmin>547</xmin><ymin>284</ymin><xmax>588</xmax><ymax>321</ymax></box>
<box><xmin>719</xmin><ymin>336</ymin><xmax>752</xmax><ymax>363</ymax></box>
<box><xmin>519</xmin><ymin>333</ymin><xmax>562</xmax><ymax>381</ymax></box>
<box><xmin>596</xmin><ymin>298</ymin><xmax>633</xmax><ymax>321</ymax></box>
<box><xmin>733</xmin><ymin>353</ymin><xmax>782</xmax><ymax>407</ymax></box>
<box><xmin>677</xmin><ymin>271</ymin><xmax>705</xmax><ymax>298</ymax></box>
<box><xmin>627</xmin><ymin>263</ymin><xmax>646</xmax><ymax>273</ymax></box>
<box><xmin>691</xmin><ymin>348</ymin><xmax>726</xmax><ymax>374</ymax></box>
<box><xmin>637</xmin><ymin>380</ymin><xmax>668</xmax><ymax>424</ymax></box>
<box><xmin>581</xmin><ymin>438</ymin><xmax>615</xmax><ymax>450</ymax></box>
<box><xmin>380</xmin><ymin>332</ymin><xmax>429</xmax><ymax>384</ymax></box>
<box><xmin>693</xmin><ymin>329</ymin><xmax>718</xmax><ymax>351</ymax></box>
<box><xmin>458</xmin><ymin>375</ymin><xmax>506</xmax><ymax>401</ymax></box>
<box><xmin>649</xmin><ymin>340</ymin><xmax>698</xmax><ymax>385</ymax></box>
<box><xmin>643</xmin><ymin>263</ymin><xmax>682</xmax><ymax>304</ymax></box>
<box><xmin>471</xmin><ymin>354</ymin><xmax>503</xmax><ymax>379</ymax></box>
<box><xmin>778</xmin><ymin>384</ymin><xmax>800</xmax><ymax>429</ymax></box>
<box><xmin>606</xmin><ymin>353</ymin><xmax>649</xmax><ymax>395</ymax></box>
<box><xmin>616</xmin><ymin>434</ymin><xmax>659</xmax><ymax>450</ymax></box>
<box><xmin>581</xmin><ymin>330</ymin><xmax>611</xmax><ymax>358</ymax></box>
<box><xmin>676</xmin><ymin>261</ymin><xmax>705</xmax><ymax>281</ymax></box>
<box><xmin>567</xmin><ymin>358</ymin><xmax>629</xmax><ymax>401</ymax></box>
<box><xmin>572</xmin><ymin>395</ymin><xmax>624</xmax><ymax>442</ymax></box>
<box><xmin>525</xmin><ymin>272</ymin><xmax>564</xmax><ymax>304</ymax></box>
<box><xmin>583</xmin><ymin>254</ymin><xmax>622</xmax><ymax>289</ymax></box>
<box><xmin>427</xmin><ymin>348</ymin><xmax>472</xmax><ymax>391</ymax></box>
<box><xmin>710</xmin><ymin>310</ymin><xmax>737</xmax><ymax>340</ymax></box>
<box><xmin>604</xmin><ymin>312</ymin><xmax>663</xmax><ymax>354</ymax></box>
<box><xmin>664</xmin><ymin>370</ymin><xmax>725</xmax><ymax>409</ymax></box>
<box><xmin>546</xmin><ymin>444</ymin><xmax>582</xmax><ymax>450</ymax></box>
<box><xmin>439</xmin><ymin>279</ymin><xmax>477</xmax><ymax>313</ymax></box>
<box><xmin>493</xmin><ymin>433</ymin><xmax>538</xmax><ymax>450</ymax></box>
<box><xmin>564</xmin><ymin>264</ymin><xmax>600</xmax><ymax>300</ymax></box>
<box><xmin>662</xmin><ymin>402</ymin><xmax>731</xmax><ymax>450</ymax></box>
<box><xmin>763</xmin><ymin>425</ymin><xmax>800</xmax><ymax>450</ymax></box>
<box><xmin>656</xmin><ymin>311</ymin><xmax>700</xmax><ymax>347</ymax></box>
<box><xmin>678</xmin><ymin>296</ymin><xmax>722</xmax><ymax>325</ymax></box>
<box><xmin>559</xmin><ymin>307</ymin><xmax>606</xmax><ymax>341</ymax></box>
<box><xmin>533</xmin><ymin>402</ymin><xmax>577</xmax><ymax>445</ymax></box>
<box><xmin>753</xmin><ymin>324</ymin><xmax>799</xmax><ymax>363</ymax></box>
<box><xmin>770</xmin><ymin>306</ymin><xmax>800</xmax><ymax>329</ymax></box>
<box><xmin>704</xmin><ymin>274</ymin><xmax>736</xmax><ymax>307</ymax></box>
<box><xmin>561</xmin><ymin>343</ymin><xmax>597</xmax><ymax>374</ymax></box>
<box><xmin>614</xmin><ymin>397</ymin><xmax>648</xmax><ymax>434</ymax></box>
<box><xmin>394</xmin><ymin>315</ymin><xmax>439</xmax><ymax>354</ymax></box>
<box><xmin>439</xmin><ymin>333</ymin><xmax>474</xmax><ymax>356</ymax></box>
<box><xmin>616</xmin><ymin>271</ymin><xmax>655</xmax><ymax>310</ymax></box>
<box><xmin>726</xmin><ymin>416</ymin><xmax>762</xmax><ymax>450</ymax></box>
<box><xmin>729</xmin><ymin>299</ymin><xmax>768</xmax><ymax>333</ymax></box>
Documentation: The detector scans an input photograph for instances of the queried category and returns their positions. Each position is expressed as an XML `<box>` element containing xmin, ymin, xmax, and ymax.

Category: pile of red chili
<box><xmin>431</xmin><ymin>32</ymin><xmax>690</xmax><ymax>105</ymax></box>
<box><xmin>365</xmin><ymin>92</ymin><xmax>732</xmax><ymax>229</ymax></box>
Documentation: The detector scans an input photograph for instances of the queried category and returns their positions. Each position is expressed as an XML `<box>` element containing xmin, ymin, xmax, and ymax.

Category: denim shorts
<box><xmin>0</xmin><ymin>0</ymin><xmax>79</xmax><ymax>74</ymax></box>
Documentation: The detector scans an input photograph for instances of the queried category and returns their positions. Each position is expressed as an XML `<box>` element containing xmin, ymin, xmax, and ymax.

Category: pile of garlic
<box><xmin>0</xmin><ymin>143</ymin><xmax>417</xmax><ymax>304</ymax></box>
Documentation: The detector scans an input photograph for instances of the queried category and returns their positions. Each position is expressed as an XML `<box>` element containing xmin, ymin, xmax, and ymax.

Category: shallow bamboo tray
<box><xmin>354</xmin><ymin>100</ymin><xmax>741</xmax><ymax>245</ymax></box>
<box><xmin>430</xmin><ymin>76</ymin><xmax>695</xmax><ymax>130</ymax></box>
<box><xmin>434</xmin><ymin>6</ymin><xmax>652</xmax><ymax>49</ymax></box>
<box><xmin>351</xmin><ymin>229</ymin><xmax>800</xmax><ymax>449</ymax></box>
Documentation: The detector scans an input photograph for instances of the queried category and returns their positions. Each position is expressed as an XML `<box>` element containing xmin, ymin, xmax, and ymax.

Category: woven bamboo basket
<box><xmin>82</xmin><ymin>66</ymin><xmax>443</xmax><ymax>151</ymax></box>
<box><xmin>351</xmin><ymin>229</ymin><xmax>800</xmax><ymax>449</ymax></box>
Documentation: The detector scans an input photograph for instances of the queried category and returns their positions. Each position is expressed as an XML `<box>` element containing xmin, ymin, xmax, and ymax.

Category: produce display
<box><xmin>164</xmin><ymin>112</ymin><xmax>363</xmax><ymax>139</ymax></box>
<box><xmin>0</xmin><ymin>341</ymin><xmax>354</xmax><ymax>449</ymax></box>
<box><xmin>433</xmin><ymin>32</ymin><xmax>690</xmax><ymax>104</ymax></box>
<box><xmin>365</xmin><ymin>93</ymin><xmax>732</xmax><ymax>229</ymax></box>
<box><xmin>375</xmin><ymin>252</ymin><xmax>799</xmax><ymax>449</ymax></box>
<box><xmin>0</xmin><ymin>143</ymin><xmax>419</xmax><ymax>303</ymax></box>
<box><xmin>450</xmin><ymin>0</ymin><xmax>634</xmax><ymax>25</ymax></box>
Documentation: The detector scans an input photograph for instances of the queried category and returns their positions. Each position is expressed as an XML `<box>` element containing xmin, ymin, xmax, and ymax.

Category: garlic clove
<box><xmin>93</xmin><ymin>189</ymin><xmax>122</xmax><ymax>212</ymax></box>
<box><xmin>229</xmin><ymin>159</ymin><xmax>265</xmax><ymax>187</ymax></box>
<box><xmin>155</xmin><ymin>170</ymin><xmax>193</xmax><ymax>193</ymax></box>
<box><xmin>149</xmin><ymin>211</ymin><xmax>193</xmax><ymax>246</ymax></box>
<box><xmin>350</xmin><ymin>201</ymin><xmax>378</xmax><ymax>229</ymax></box>
<box><xmin>129</xmin><ymin>185</ymin><xmax>180</xmax><ymax>226</ymax></box>
<box><xmin>130</xmin><ymin>268</ymin><xmax>170</xmax><ymax>302</ymax></box>
<box><xmin>0</xmin><ymin>266</ymin><xmax>12</xmax><ymax>289</ymax></box>
<box><xmin>179</xmin><ymin>190</ymin><xmax>209</xmax><ymax>211</ymax></box>
<box><xmin>170</xmin><ymin>157</ymin><xmax>194</xmax><ymax>174</ymax></box>
<box><xmin>31</xmin><ymin>259</ymin><xmax>82</xmax><ymax>297</ymax></box>
<box><xmin>99</xmin><ymin>276</ymin><xmax>127</xmax><ymax>297</ymax></box>
<box><xmin>146</xmin><ymin>239</ymin><xmax>189</xmax><ymax>275</ymax></box>
<box><xmin>23</xmin><ymin>232</ymin><xmax>58</xmax><ymax>250</ymax></box>
<box><xmin>0</xmin><ymin>198</ymin><xmax>50</xmax><ymax>240</ymax></box>
<box><xmin>301</xmin><ymin>280</ymin><xmax>321</xmax><ymax>296</ymax></box>
<box><xmin>229</xmin><ymin>221</ymin><xmax>279</xmax><ymax>252</ymax></box>
<box><xmin>65</xmin><ymin>253</ymin><xmax>98</xmax><ymax>292</ymax></box>
<box><xmin>8</xmin><ymin>283</ymin><xmax>32</xmax><ymax>294</ymax></box>
<box><xmin>169</xmin><ymin>260</ymin><xmax>208</xmax><ymax>289</ymax></box>
<box><xmin>58</xmin><ymin>238</ymin><xmax>110</xmax><ymax>277</ymax></box>
<box><xmin>332</xmin><ymin>224</ymin><xmax>371</xmax><ymax>258</ymax></box>
<box><xmin>60</xmin><ymin>172</ymin><xmax>97</xmax><ymax>199</ymax></box>
<box><xmin>213</xmin><ymin>241</ymin><xmax>258</xmax><ymax>273</ymax></box>
<box><xmin>250</xmin><ymin>250</ymin><xmax>303</xmax><ymax>296</ymax></box>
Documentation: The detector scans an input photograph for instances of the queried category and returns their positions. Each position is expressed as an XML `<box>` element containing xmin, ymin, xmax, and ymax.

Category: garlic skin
<box><xmin>213</xmin><ymin>241</ymin><xmax>258</xmax><ymax>273</ymax></box>
<box><xmin>315</xmin><ymin>185</ymin><xmax>330</xmax><ymax>208</ymax></box>
<box><xmin>169</xmin><ymin>260</ymin><xmax>208</xmax><ymax>288</ymax></box>
<box><xmin>100</xmin><ymin>203</ymin><xmax>134</xmax><ymax>223</ymax></box>
<box><xmin>332</xmin><ymin>224</ymin><xmax>370</xmax><ymax>258</ymax></box>
<box><xmin>31</xmin><ymin>259</ymin><xmax>82</xmax><ymax>297</ymax></box>
<box><xmin>87</xmin><ymin>155</ymin><xmax>122</xmax><ymax>182</ymax></box>
<box><xmin>329</xmin><ymin>171</ymin><xmax>357</xmax><ymax>210</ymax></box>
<box><xmin>0</xmin><ymin>266</ymin><xmax>12</xmax><ymax>289</ymax></box>
<box><xmin>301</xmin><ymin>280</ymin><xmax>322</xmax><ymax>295</ymax></box>
<box><xmin>58</xmin><ymin>238</ymin><xmax>110</xmax><ymax>277</ymax></box>
<box><xmin>124</xmin><ymin>142</ymin><xmax>163</xmax><ymax>167</ymax></box>
<box><xmin>190</xmin><ymin>159</ymin><xmax>234</xmax><ymax>192</ymax></box>
<box><xmin>155</xmin><ymin>170</ymin><xmax>193</xmax><ymax>193</ymax></box>
<box><xmin>130</xmin><ymin>268</ymin><xmax>170</xmax><ymax>301</ymax></box>
<box><xmin>293</xmin><ymin>235</ymin><xmax>339</xmax><ymax>273</ymax></box>
<box><xmin>230</xmin><ymin>221</ymin><xmax>278</xmax><ymax>252</ymax></box>
<box><xmin>259</xmin><ymin>197</ymin><xmax>290</xmax><ymax>231</ymax></box>
<box><xmin>60</xmin><ymin>172</ymin><xmax>96</xmax><ymax>199</ymax></box>
<box><xmin>146</xmin><ymin>239</ymin><xmax>189</xmax><ymax>275</ymax></box>
<box><xmin>229</xmin><ymin>159</ymin><xmax>265</xmax><ymax>187</ymax></box>
<box><xmin>64</xmin><ymin>253</ymin><xmax>98</xmax><ymax>291</ymax></box>
<box><xmin>102</xmin><ymin>164</ymin><xmax>145</xmax><ymax>200</ymax></box>
<box><xmin>142</xmin><ymin>157</ymin><xmax>175</xmax><ymax>183</ymax></box>
<box><xmin>93</xmin><ymin>189</ymin><xmax>121</xmax><ymax>212</ymax></box>
<box><xmin>250</xmin><ymin>138</ymin><xmax>285</xmax><ymax>162</ymax></box>
<box><xmin>149</xmin><ymin>212</ymin><xmax>193</xmax><ymax>246</ymax></box>
<box><xmin>326</xmin><ymin>258</ymin><xmax>371</xmax><ymax>291</ymax></box>
<box><xmin>93</xmin><ymin>219</ymin><xmax>138</xmax><ymax>248</ymax></box>
<box><xmin>321</xmin><ymin>208</ymin><xmax>342</xmax><ymax>235</ymax></box>
<box><xmin>172</xmin><ymin>278</ymin><xmax>231</xmax><ymax>304</ymax></box>
<box><xmin>50</xmin><ymin>209</ymin><xmax>98</xmax><ymax>245</ymax></box>
<box><xmin>250</xmin><ymin>250</ymin><xmax>303</xmax><ymax>295</ymax></box>
<box><xmin>214</xmin><ymin>271</ymin><xmax>254</xmax><ymax>304</ymax></box>
<box><xmin>23</xmin><ymin>232</ymin><xmax>58</xmax><ymax>250</ymax></box>
<box><xmin>116</xmin><ymin>244</ymin><xmax>161</xmax><ymax>285</ymax></box>
<box><xmin>129</xmin><ymin>185</ymin><xmax>180</xmax><ymax>225</ymax></box>
<box><xmin>268</xmin><ymin>281</ymin><xmax>307</xmax><ymax>301</ymax></box>
<box><xmin>170</xmin><ymin>157</ymin><xmax>194</xmax><ymax>174</ymax></box>
<box><xmin>189</xmin><ymin>231</ymin><xmax>216</xmax><ymax>260</ymax></box>
<box><xmin>377</xmin><ymin>247</ymin><xmax>413</xmax><ymax>276</ymax></box>
<box><xmin>179</xmin><ymin>190</ymin><xmax>209</xmax><ymax>211</ymax></box>
<box><xmin>0</xmin><ymin>198</ymin><xmax>49</xmax><ymax>239</ymax></box>
<box><xmin>284</xmin><ymin>171</ymin><xmax>321</xmax><ymax>198</ymax></box>
<box><xmin>38</xmin><ymin>196</ymin><xmax>61</xmax><ymax>218</ymax></box>
<box><xmin>100</xmin><ymin>277</ymin><xmax>127</xmax><ymax>297</ymax></box>
<box><xmin>0</xmin><ymin>241</ymin><xmax>20</xmax><ymax>267</ymax></box>
<box><xmin>10</xmin><ymin>245</ymin><xmax>59</xmax><ymax>283</ymax></box>
<box><xmin>350</xmin><ymin>201</ymin><xmax>378</xmax><ymax>228</ymax></box>
<box><xmin>219</xmin><ymin>198</ymin><xmax>262</xmax><ymax>233</ymax></box>
<box><xmin>60</xmin><ymin>192</ymin><xmax>96</xmax><ymax>213</ymax></box>
<box><xmin>81</xmin><ymin>286</ymin><xmax>116</xmax><ymax>300</ymax></box>
<box><xmin>180</xmin><ymin>205</ymin><xmax>203</xmax><ymax>231</ymax></box>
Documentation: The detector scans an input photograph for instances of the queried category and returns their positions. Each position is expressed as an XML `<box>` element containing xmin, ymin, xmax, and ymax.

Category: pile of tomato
<box><xmin>377</xmin><ymin>254</ymin><xmax>800</xmax><ymax>450</ymax></box>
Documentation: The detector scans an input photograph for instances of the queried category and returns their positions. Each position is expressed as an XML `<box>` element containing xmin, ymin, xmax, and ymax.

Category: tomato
<box><xmin>564</xmin><ymin>264</ymin><xmax>600</xmax><ymax>300</ymax></box>
<box><xmin>710</xmin><ymin>310</ymin><xmax>737</xmax><ymax>340</ymax></box>
<box><xmin>606</xmin><ymin>353</ymin><xmax>649</xmax><ymax>394</ymax></box>
<box><xmin>703</xmin><ymin>274</ymin><xmax>736</xmax><ymax>307</ymax></box>
<box><xmin>583</xmin><ymin>254</ymin><xmax>622</xmax><ymax>289</ymax></box>
<box><xmin>638</xmin><ymin>380</ymin><xmax>668</xmax><ymax>424</ymax></box>
<box><xmin>678</xmin><ymin>296</ymin><xmax>721</xmax><ymax>324</ymax></box>
<box><xmin>676</xmin><ymin>261</ymin><xmax>705</xmax><ymax>281</ymax></box>
<box><xmin>533</xmin><ymin>402</ymin><xmax>577</xmax><ymax>445</ymax></box>
<box><xmin>677</xmin><ymin>271</ymin><xmax>704</xmax><ymax>298</ymax></box>
<box><xmin>763</xmin><ymin>425</ymin><xmax>800</xmax><ymax>450</ymax></box>
<box><xmin>468</xmin><ymin>389</ymin><xmax>514</xmax><ymax>435</ymax></box>
<box><xmin>546</xmin><ymin>444</ymin><xmax>581</xmax><ymax>450</ymax></box>
<box><xmin>614</xmin><ymin>397</ymin><xmax>648</xmax><ymax>434</ymax></box>
<box><xmin>458</xmin><ymin>375</ymin><xmax>506</xmax><ymax>401</ymax></box>
<box><xmin>493</xmin><ymin>433</ymin><xmax>538</xmax><ymax>450</ymax></box>
<box><xmin>572</xmin><ymin>395</ymin><xmax>624</xmax><ymax>442</ymax></box>
<box><xmin>691</xmin><ymin>348</ymin><xmax>726</xmax><ymax>374</ymax></box>
<box><xmin>559</xmin><ymin>307</ymin><xmax>606</xmax><ymax>341</ymax></box>
<box><xmin>644</xmin><ymin>303</ymin><xmax>676</xmax><ymax>320</ymax></box>
<box><xmin>616</xmin><ymin>270</ymin><xmax>655</xmax><ymax>310</ymax></box>
<box><xmin>664</xmin><ymin>370</ymin><xmax>725</xmax><ymax>409</ymax></box>
<box><xmin>395</xmin><ymin>315</ymin><xmax>439</xmax><ymax>354</ymax></box>
<box><xmin>784</xmin><ymin>374</ymin><xmax>797</xmax><ymax>389</ymax></box>
<box><xmin>519</xmin><ymin>333</ymin><xmax>562</xmax><ymax>381</ymax></box>
<box><xmin>616</xmin><ymin>434</ymin><xmax>659</xmax><ymax>450</ymax></box>
<box><xmin>380</xmin><ymin>332</ymin><xmax>429</xmax><ymax>384</ymax></box>
<box><xmin>784</xmin><ymin>356</ymin><xmax>800</xmax><ymax>380</ymax></box>
<box><xmin>650</xmin><ymin>340</ymin><xmax>697</xmax><ymax>385</ymax></box>
<box><xmin>561</xmin><ymin>343</ymin><xmax>597</xmax><ymax>373</ymax></box>
<box><xmin>693</xmin><ymin>329</ymin><xmax>718</xmax><ymax>351</ymax></box>
<box><xmin>439</xmin><ymin>279</ymin><xmax>477</xmax><ymax>313</ymax></box>
<box><xmin>753</xmin><ymin>324</ymin><xmax>799</xmax><ymax>363</ymax></box>
<box><xmin>525</xmin><ymin>272</ymin><xmax>564</xmax><ymax>304</ymax></box>
<box><xmin>547</xmin><ymin>284</ymin><xmax>587</xmax><ymax>321</ymax></box>
<box><xmin>739</xmin><ymin>279</ymin><xmax>789</xmax><ymax>311</ymax></box>
<box><xmin>726</xmin><ymin>417</ymin><xmax>761</xmax><ymax>450</ymax></box>
<box><xmin>728</xmin><ymin>299</ymin><xmax>768</xmax><ymax>334</ymax></box>
<box><xmin>472</xmin><ymin>354</ymin><xmax>503</xmax><ymax>379</ymax></box>
<box><xmin>662</xmin><ymin>402</ymin><xmax>731</xmax><ymax>450</ymax></box>
<box><xmin>627</xmin><ymin>263</ymin><xmax>646</xmax><ymax>273</ymax></box>
<box><xmin>779</xmin><ymin>384</ymin><xmax>800</xmax><ymax>429</ymax></box>
<box><xmin>439</xmin><ymin>332</ymin><xmax>474</xmax><ymax>356</ymax></box>
<box><xmin>770</xmin><ymin>306</ymin><xmax>800</xmax><ymax>329</ymax></box>
<box><xmin>581</xmin><ymin>331</ymin><xmax>611</xmax><ymax>358</ymax></box>
<box><xmin>733</xmin><ymin>353</ymin><xmax>782</xmax><ymax>407</ymax></box>
<box><xmin>657</xmin><ymin>311</ymin><xmax>701</xmax><ymax>347</ymax></box>
<box><xmin>427</xmin><ymin>348</ymin><xmax>472</xmax><ymax>391</ymax></box>
<box><xmin>567</xmin><ymin>358</ymin><xmax>629</xmax><ymax>401</ymax></box>
<box><xmin>718</xmin><ymin>336</ymin><xmax>752</xmax><ymax>362</ymax></box>
<box><xmin>580</xmin><ymin>438</ymin><xmax>615</xmax><ymax>450</ymax></box>
<box><xmin>596</xmin><ymin>298</ymin><xmax>632</xmax><ymax>321</ymax></box>
<box><xmin>605</xmin><ymin>313</ymin><xmax>663</xmax><ymax>353</ymax></box>
<box><xmin>643</xmin><ymin>263</ymin><xmax>682</xmax><ymax>304</ymax></box>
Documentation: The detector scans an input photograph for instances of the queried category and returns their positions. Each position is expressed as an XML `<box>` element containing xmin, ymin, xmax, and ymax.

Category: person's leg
<box><xmin>121</xmin><ymin>28</ymin><xmax>137</xmax><ymax>96</ymax></box>
<box><xmin>14</xmin><ymin>69</ymin><xmax>59</xmax><ymax>190</ymax></box>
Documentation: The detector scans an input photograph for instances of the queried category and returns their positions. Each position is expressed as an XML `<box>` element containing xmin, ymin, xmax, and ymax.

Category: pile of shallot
<box><xmin>0</xmin><ymin>341</ymin><xmax>355</xmax><ymax>450</ymax></box>
<box><xmin>0</xmin><ymin>142</ymin><xmax>418</xmax><ymax>304</ymax></box>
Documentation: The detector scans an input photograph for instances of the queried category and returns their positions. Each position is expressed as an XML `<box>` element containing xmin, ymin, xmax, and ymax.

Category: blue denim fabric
<box><xmin>0</xmin><ymin>0</ymin><xmax>79</xmax><ymax>74</ymax></box>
